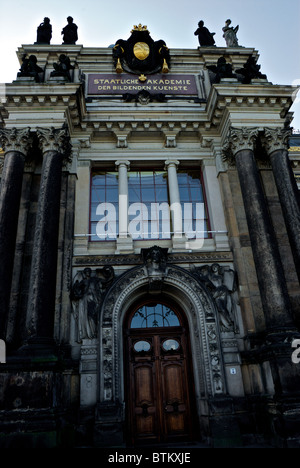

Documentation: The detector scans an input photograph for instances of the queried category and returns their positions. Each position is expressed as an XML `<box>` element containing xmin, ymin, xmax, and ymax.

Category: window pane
<box><xmin>130</xmin><ymin>303</ymin><xmax>180</xmax><ymax>328</ymax></box>
<box><xmin>90</xmin><ymin>171</ymin><xmax>119</xmax><ymax>241</ymax></box>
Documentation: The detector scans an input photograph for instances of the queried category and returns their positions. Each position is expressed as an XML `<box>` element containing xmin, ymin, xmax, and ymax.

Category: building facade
<box><xmin>1</xmin><ymin>23</ymin><xmax>300</xmax><ymax>448</ymax></box>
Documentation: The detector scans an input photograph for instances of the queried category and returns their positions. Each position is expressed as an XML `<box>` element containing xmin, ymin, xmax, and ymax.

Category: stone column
<box><xmin>165</xmin><ymin>160</ymin><xmax>185</xmax><ymax>249</ymax></box>
<box><xmin>224</xmin><ymin>127</ymin><xmax>294</xmax><ymax>332</ymax></box>
<box><xmin>262</xmin><ymin>127</ymin><xmax>300</xmax><ymax>283</ymax></box>
<box><xmin>115</xmin><ymin>160</ymin><xmax>132</xmax><ymax>252</ymax></box>
<box><xmin>0</xmin><ymin>128</ymin><xmax>32</xmax><ymax>340</ymax></box>
<box><xmin>23</xmin><ymin>127</ymin><xmax>71</xmax><ymax>353</ymax></box>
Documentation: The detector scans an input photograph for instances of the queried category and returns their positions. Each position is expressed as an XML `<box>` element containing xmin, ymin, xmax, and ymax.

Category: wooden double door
<box><xmin>124</xmin><ymin>324</ymin><xmax>195</xmax><ymax>445</ymax></box>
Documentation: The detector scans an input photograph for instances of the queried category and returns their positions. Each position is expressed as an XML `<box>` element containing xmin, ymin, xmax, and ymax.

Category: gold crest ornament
<box><xmin>131</xmin><ymin>24</ymin><xmax>149</xmax><ymax>33</ymax></box>
<box><xmin>133</xmin><ymin>42</ymin><xmax>150</xmax><ymax>61</ymax></box>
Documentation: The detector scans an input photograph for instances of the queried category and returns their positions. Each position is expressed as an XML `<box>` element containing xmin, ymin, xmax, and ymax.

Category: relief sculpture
<box><xmin>191</xmin><ymin>263</ymin><xmax>239</xmax><ymax>333</ymax></box>
<box><xmin>71</xmin><ymin>266</ymin><xmax>114</xmax><ymax>341</ymax></box>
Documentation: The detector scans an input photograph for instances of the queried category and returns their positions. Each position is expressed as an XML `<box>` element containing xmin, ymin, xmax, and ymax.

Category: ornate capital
<box><xmin>115</xmin><ymin>160</ymin><xmax>130</xmax><ymax>170</ymax></box>
<box><xmin>36</xmin><ymin>126</ymin><xmax>72</xmax><ymax>161</ymax></box>
<box><xmin>0</xmin><ymin>127</ymin><xmax>32</xmax><ymax>155</ymax></box>
<box><xmin>164</xmin><ymin>159</ymin><xmax>180</xmax><ymax>170</ymax></box>
<box><xmin>223</xmin><ymin>127</ymin><xmax>259</xmax><ymax>161</ymax></box>
<box><xmin>261</xmin><ymin>127</ymin><xmax>291</xmax><ymax>155</ymax></box>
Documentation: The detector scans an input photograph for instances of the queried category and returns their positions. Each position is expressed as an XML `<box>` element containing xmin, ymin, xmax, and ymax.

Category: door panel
<box><xmin>125</xmin><ymin>329</ymin><xmax>194</xmax><ymax>445</ymax></box>
<box><xmin>133</xmin><ymin>363</ymin><xmax>157</xmax><ymax>438</ymax></box>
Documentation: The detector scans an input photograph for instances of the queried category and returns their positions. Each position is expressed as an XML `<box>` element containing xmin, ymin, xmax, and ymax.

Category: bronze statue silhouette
<box><xmin>62</xmin><ymin>16</ymin><xmax>78</xmax><ymax>44</ymax></box>
<box><xmin>36</xmin><ymin>17</ymin><xmax>52</xmax><ymax>44</ymax></box>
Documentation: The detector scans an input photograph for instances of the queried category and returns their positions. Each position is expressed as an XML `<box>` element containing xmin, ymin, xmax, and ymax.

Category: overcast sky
<box><xmin>1</xmin><ymin>0</ymin><xmax>300</xmax><ymax>130</ymax></box>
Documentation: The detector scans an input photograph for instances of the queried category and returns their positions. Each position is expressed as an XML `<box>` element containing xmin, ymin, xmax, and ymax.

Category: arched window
<box><xmin>130</xmin><ymin>302</ymin><xmax>180</xmax><ymax>328</ymax></box>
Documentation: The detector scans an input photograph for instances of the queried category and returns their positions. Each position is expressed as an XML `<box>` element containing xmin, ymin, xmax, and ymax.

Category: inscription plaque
<box><xmin>87</xmin><ymin>73</ymin><xmax>198</xmax><ymax>96</ymax></box>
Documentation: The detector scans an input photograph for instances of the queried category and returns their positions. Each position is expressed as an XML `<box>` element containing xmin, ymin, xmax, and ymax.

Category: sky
<box><xmin>0</xmin><ymin>0</ymin><xmax>300</xmax><ymax>130</ymax></box>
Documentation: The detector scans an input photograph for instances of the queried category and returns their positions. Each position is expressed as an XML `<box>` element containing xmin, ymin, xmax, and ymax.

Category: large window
<box><xmin>90</xmin><ymin>167</ymin><xmax>209</xmax><ymax>241</ymax></box>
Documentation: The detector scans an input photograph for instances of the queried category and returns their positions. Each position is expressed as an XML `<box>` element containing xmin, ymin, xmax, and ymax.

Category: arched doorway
<box><xmin>124</xmin><ymin>298</ymin><xmax>197</xmax><ymax>446</ymax></box>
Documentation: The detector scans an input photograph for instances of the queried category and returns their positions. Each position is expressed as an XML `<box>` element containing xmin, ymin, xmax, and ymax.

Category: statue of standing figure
<box><xmin>62</xmin><ymin>16</ymin><xmax>78</xmax><ymax>44</ymax></box>
<box><xmin>222</xmin><ymin>19</ymin><xmax>239</xmax><ymax>47</ymax></box>
<box><xmin>36</xmin><ymin>17</ymin><xmax>52</xmax><ymax>44</ymax></box>
<box><xmin>194</xmin><ymin>20</ymin><xmax>215</xmax><ymax>46</ymax></box>
<box><xmin>71</xmin><ymin>266</ymin><xmax>114</xmax><ymax>341</ymax></box>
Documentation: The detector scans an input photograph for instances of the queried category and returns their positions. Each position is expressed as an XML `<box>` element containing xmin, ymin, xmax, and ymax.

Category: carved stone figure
<box><xmin>71</xmin><ymin>266</ymin><xmax>114</xmax><ymax>341</ymax></box>
<box><xmin>36</xmin><ymin>17</ymin><xmax>52</xmax><ymax>44</ymax></box>
<box><xmin>191</xmin><ymin>263</ymin><xmax>239</xmax><ymax>332</ymax></box>
<box><xmin>142</xmin><ymin>245</ymin><xmax>168</xmax><ymax>276</ymax></box>
<box><xmin>222</xmin><ymin>19</ymin><xmax>239</xmax><ymax>47</ymax></box>
<box><xmin>50</xmin><ymin>54</ymin><xmax>75</xmax><ymax>81</ymax></box>
<box><xmin>194</xmin><ymin>21</ymin><xmax>215</xmax><ymax>46</ymax></box>
<box><xmin>207</xmin><ymin>56</ymin><xmax>236</xmax><ymax>83</ymax></box>
<box><xmin>235</xmin><ymin>56</ymin><xmax>267</xmax><ymax>84</ymax></box>
<box><xmin>62</xmin><ymin>16</ymin><xmax>78</xmax><ymax>44</ymax></box>
<box><xmin>17</xmin><ymin>54</ymin><xmax>43</xmax><ymax>82</ymax></box>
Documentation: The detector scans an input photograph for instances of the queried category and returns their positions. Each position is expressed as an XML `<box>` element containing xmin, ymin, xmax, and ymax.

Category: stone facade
<box><xmin>0</xmin><ymin>27</ymin><xmax>300</xmax><ymax>448</ymax></box>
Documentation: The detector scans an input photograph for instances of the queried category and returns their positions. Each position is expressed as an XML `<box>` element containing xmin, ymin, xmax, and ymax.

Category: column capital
<box><xmin>115</xmin><ymin>160</ymin><xmax>130</xmax><ymax>170</ymax></box>
<box><xmin>261</xmin><ymin>127</ymin><xmax>291</xmax><ymax>155</ymax></box>
<box><xmin>0</xmin><ymin>127</ymin><xmax>32</xmax><ymax>156</ymax></box>
<box><xmin>36</xmin><ymin>126</ymin><xmax>72</xmax><ymax>161</ymax></box>
<box><xmin>223</xmin><ymin>127</ymin><xmax>259</xmax><ymax>162</ymax></box>
<box><xmin>164</xmin><ymin>159</ymin><xmax>180</xmax><ymax>170</ymax></box>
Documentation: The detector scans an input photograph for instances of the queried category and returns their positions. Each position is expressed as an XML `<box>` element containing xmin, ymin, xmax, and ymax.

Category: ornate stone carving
<box><xmin>36</xmin><ymin>126</ymin><xmax>72</xmax><ymax>162</ymax></box>
<box><xmin>142</xmin><ymin>245</ymin><xmax>169</xmax><ymax>293</ymax></box>
<box><xmin>0</xmin><ymin>127</ymin><xmax>32</xmax><ymax>155</ymax></box>
<box><xmin>262</xmin><ymin>127</ymin><xmax>292</xmax><ymax>155</ymax></box>
<box><xmin>71</xmin><ymin>266</ymin><xmax>114</xmax><ymax>341</ymax></box>
<box><xmin>191</xmin><ymin>263</ymin><xmax>239</xmax><ymax>333</ymax></box>
<box><xmin>100</xmin><ymin>263</ymin><xmax>226</xmax><ymax>403</ymax></box>
<box><xmin>222</xmin><ymin>127</ymin><xmax>259</xmax><ymax>163</ymax></box>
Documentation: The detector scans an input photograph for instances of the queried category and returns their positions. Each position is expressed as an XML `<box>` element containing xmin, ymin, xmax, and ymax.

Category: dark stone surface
<box><xmin>235</xmin><ymin>149</ymin><xmax>294</xmax><ymax>330</ymax></box>
<box><xmin>270</xmin><ymin>149</ymin><xmax>300</xmax><ymax>283</ymax></box>
<box><xmin>24</xmin><ymin>150</ymin><xmax>63</xmax><ymax>346</ymax></box>
<box><xmin>0</xmin><ymin>151</ymin><xmax>25</xmax><ymax>339</ymax></box>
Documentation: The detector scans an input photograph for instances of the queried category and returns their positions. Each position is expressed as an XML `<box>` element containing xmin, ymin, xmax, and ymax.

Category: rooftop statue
<box><xmin>62</xmin><ymin>16</ymin><xmax>78</xmax><ymax>44</ymax></box>
<box><xmin>235</xmin><ymin>56</ymin><xmax>267</xmax><ymax>83</ymax></box>
<box><xmin>17</xmin><ymin>54</ymin><xmax>43</xmax><ymax>82</ymax></box>
<box><xmin>194</xmin><ymin>20</ymin><xmax>215</xmax><ymax>46</ymax></box>
<box><xmin>207</xmin><ymin>56</ymin><xmax>236</xmax><ymax>83</ymax></box>
<box><xmin>222</xmin><ymin>19</ymin><xmax>239</xmax><ymax>47</ymax></box>
<box><xmin>35</xmin><ymin>17</ymin><xmax>52</xmax><ymax>44</ymax></box>
<box><xmin>50</xmin><ymin>54</ymin><xmax>75</xmax><ymax>81</ymax></box>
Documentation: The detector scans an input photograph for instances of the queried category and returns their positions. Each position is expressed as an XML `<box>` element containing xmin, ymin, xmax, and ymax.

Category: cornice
<box><xmin>206</xmin><ymin>82</ymin><xmax>294</xmax><ymax>130</ymax></box>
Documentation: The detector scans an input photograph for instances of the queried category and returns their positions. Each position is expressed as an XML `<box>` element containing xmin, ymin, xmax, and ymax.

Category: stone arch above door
<box><xmin>99</xmin><ymin>249</ymin><xmax>228</xmax><ymax>409</ymax></box>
